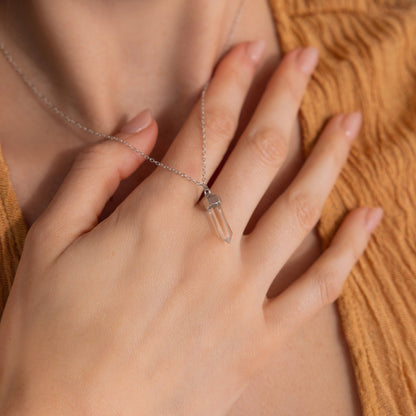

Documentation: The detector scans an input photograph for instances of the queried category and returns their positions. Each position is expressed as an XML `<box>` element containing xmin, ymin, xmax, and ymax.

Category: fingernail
<box><xmin>365</xmin><ymin>207</ymin><xmax>384</xmax><ymax>233</ymax></box>
<box><xmin>121</xmin><ymin>109</ymin><xmax>152</xmax><ymax>134</ymax></box>
<box><xmin>341</xmin><ymin>112</ymin><xmax>362</xmax><ymax>140</ymax></box>
<box><xmin>297</xmin><ymin>47</ymin><xmax>319</xmax><ymax>74</ymax></box>
<box><xmin>246</xmin><ymin>39</ymin><xmax>266</xmax><ymax>64</ymax></box>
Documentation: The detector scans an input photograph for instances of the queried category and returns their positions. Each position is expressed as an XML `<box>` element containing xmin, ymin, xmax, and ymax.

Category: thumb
<box><xmin>30</xmin><ymin>109</ymin><xmax>158</xmax><ymax>252</ymax></box>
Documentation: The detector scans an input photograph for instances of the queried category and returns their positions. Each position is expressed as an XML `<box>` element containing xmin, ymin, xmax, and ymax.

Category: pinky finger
<box><xmin>263</xmin><ymin>206</ymin><xmax>383</xmax><ymax>341</ymax></box>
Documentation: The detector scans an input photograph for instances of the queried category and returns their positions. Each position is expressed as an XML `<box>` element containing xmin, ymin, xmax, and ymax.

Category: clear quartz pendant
<box><xmin>202</xmin><ymin>188</ymin><xmax>232</xmax><ymax>243</ymax></box>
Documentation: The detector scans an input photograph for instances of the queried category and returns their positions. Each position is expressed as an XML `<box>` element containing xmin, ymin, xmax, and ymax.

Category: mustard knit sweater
<box><xmin>0</xmin><ymin>0</ymin><xmax>415</xmax><ymax>414</ymax></box>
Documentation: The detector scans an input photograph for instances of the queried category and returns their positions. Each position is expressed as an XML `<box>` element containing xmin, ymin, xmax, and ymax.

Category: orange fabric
<box><xmin>0</xmin><ymin>0</ymin><xmax>415</xmax><ymax>414</ymax></box>
<box><xmin>267</xmin><ymin>0</ymin><xmax>416</xmax><ymax>414</ymax></box>
<box><xmin>0</xmin><ymin>144</ymin><xmax>27</xmax><ymax>313</ymax></box>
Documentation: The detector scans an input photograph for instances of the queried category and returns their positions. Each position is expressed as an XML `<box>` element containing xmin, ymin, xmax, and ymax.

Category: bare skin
<box><xmin>0</xmin><ymin>0</ymin><xmax>363</xmax><ymax>414</ymax></box>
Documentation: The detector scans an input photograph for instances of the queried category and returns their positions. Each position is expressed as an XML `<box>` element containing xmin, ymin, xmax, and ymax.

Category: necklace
<box><xmin>0</xmin><ymin>1</ymin><xmax>249</xmax><ymax>244</ymax></box>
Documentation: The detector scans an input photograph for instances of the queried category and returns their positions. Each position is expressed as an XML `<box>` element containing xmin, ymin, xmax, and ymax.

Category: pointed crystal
<box><xmin>203</xmin><ymin>193</ymin><xmax>232</xmax><ymax>243</ymax></box>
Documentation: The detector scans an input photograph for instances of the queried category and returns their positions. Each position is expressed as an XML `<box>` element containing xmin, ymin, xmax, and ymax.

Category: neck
<box><xmin>0</xmin><ymin>0</ymin><xmax>251</xmax><ymax>133</ymax></box>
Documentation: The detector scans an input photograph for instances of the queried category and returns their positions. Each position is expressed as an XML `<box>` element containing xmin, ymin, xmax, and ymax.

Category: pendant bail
<box><xmin>202</xmin><ymin>184</ymin><xmax>211</xmax><ymax>198</ymax></box>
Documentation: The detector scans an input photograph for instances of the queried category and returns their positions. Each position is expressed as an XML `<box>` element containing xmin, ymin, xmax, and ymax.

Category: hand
<box><xmin>0</xmin><ymin>40</ymin><xmax>382</xmax><ymax>416</ymax></box>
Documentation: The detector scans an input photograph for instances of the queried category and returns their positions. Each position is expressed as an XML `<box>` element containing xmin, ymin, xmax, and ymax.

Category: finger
<box><xmin>263</xmin><ymin>206</ymin><xmax>384</xmax><ymax>342</ymax></box>
<box><xmin>29</xmin><ymin>109</ymin><xmax>158</xmax><ymax>253</ymax></box>
<box><xmin>150</xmin><ymin>39</ymin><xmax>266</xmax><ymax>201</ymax></box>
<box><xmin>210</xmin><ymin>46</ymin><xmax>319</xmax><ymax>235</ymax></box>
<box><xmin>244</xmin><ymin>111</ymin><xmax>363</xmax><ymax>292</ymax></box>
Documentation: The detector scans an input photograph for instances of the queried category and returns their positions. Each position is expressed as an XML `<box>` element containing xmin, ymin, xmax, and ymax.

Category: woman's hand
<box><xmin>0</xmin><ymin>40</ymin><xmax>382</xmax><ymax>416</ymax></box>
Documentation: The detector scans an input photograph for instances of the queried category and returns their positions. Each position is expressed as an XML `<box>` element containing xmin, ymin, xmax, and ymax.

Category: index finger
<box><xmin>149</xmin><ymin>39</ymin><xmax>266</xmax><ymax>201</ymax></box>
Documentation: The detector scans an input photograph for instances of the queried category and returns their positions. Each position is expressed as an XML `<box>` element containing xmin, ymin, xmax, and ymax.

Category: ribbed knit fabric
<box><xmin>267</xmin><ymin>0</ymin><xmax>416</xmax><ymax>414</ymax></box>
<box><xmin>0</xmin><ymin>0</ymin><xmax>415</xmax><ymax>414</ymax></box>
<box><xmin>0</xmin><ymin>144</ymin><xmax>27</xmax><ymax>314</ymax></box>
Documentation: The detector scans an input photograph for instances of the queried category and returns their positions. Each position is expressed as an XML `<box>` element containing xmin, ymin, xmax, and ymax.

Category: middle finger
<box><xmin>209</xmin><ymin>46</ymin><xmax>319</xmax><ymax>236</ymax></box>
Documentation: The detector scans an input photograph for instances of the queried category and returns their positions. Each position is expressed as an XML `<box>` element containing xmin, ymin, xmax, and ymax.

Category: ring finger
<box><xmin>244</xmin><ymin>111</ymin><xmax>363</xmax><ymax>293</ymax></box>
<box><xmin>208</xmin><ymin>46</ymin><xmax>319</xmax><ymax>236</ymax></box>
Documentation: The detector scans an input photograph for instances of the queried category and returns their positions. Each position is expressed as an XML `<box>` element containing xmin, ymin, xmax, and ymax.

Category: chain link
<box><xmin>0</xmin><ymin>0</ymin><xmax>248</xmax><ymax>192</ymax></box>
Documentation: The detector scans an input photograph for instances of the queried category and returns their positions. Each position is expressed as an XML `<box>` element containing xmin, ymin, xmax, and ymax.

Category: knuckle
<box><xmin>25</xmin><ymin>222</ymin><xmax>40</xmax><ymax>247</ymax></box>
<box><xmin>248</xmin><ymin>127</ymin><xmax>289</xmax><ymax>168</ymax></box>
<box><xmin>204</xmin><ymin>106</ymin><xmax>237</xmax><ymax>142</ymax></box>
<box><xmin>315</xmin><ymin>267</ymin><xmax>342</xmax><ymax>306</ymax></box>
<box><xmin>25</xmin><ymin>217</ymin><xmax>55</xmax><ymax>251</ymax></box>
<box><xmin>287</xmin><ymin>191</ymin><xmax>321</xmax><ymax>232</ymax></box>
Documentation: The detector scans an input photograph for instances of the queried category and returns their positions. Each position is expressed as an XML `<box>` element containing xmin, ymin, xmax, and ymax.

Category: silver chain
<box><xmin>0</xmin><ymin>0</ymin><xmax>248</xmax><ymax>194</ymax></box>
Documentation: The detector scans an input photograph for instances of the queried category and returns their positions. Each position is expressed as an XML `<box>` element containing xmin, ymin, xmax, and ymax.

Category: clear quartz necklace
<box><xmin>0</xmin><ymin>1</ymin><xmax>250</xmax><ymax>244</ymax></box>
